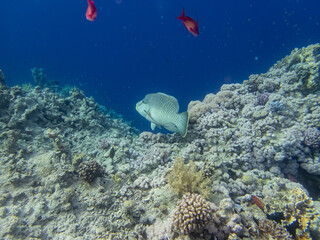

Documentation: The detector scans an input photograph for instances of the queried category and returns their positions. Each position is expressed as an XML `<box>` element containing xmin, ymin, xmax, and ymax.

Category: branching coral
<box><xmin>167</xmin><ymin>156</ymin><xmax>210</xmax><ymax>197</ymax></box>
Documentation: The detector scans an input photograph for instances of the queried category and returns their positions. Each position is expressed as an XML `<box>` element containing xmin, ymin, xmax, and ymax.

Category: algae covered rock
<box><xmin>282</xmin><ymin>43</ymin><xmax>320</xmax><ymax>93</ymax></box>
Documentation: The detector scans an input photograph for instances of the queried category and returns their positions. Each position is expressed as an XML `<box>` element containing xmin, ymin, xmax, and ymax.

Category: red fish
<box><xmin>86</xmin><ymin>0</ymin><xmax>97</xmax><ymax>21</ymax></box>
<box><xmin>251</xmin><ymin>195</ymin><xmax>265</xmax><ymax>212</ymax></box>
<box><xmin>177</xmin><ymin>8</ymin><xmax>199</xmax><ymax>37</ymax></box>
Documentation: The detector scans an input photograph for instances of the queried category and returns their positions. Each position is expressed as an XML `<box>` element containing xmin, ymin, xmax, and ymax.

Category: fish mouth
<box><xmin>135</xmin><ymin>101</ymin><xmax>142</xmax><ymax>110</ymax></box>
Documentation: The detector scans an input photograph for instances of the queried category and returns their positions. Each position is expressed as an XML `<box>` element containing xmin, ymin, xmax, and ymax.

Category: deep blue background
<box><xmin>1</xmin><ymin>0</ymin><xmax>320</xmax><ymax>131</ymax></box>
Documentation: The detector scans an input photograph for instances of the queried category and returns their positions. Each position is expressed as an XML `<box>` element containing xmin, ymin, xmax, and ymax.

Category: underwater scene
<box><xmin>1</xmin><ymin>0</ymin><xmax>320</xmax><ymax>239</ymax></box>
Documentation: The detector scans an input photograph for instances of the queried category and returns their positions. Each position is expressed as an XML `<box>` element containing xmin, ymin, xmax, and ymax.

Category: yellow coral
<box><xmin>265</xmin><ymin>187</ymin><xmax>320</xmax><ymax>240</ymax></box>
<box><xmin>111</xmin><ymin>173</ymin><xmax>122</xmax><ymax>184</ymax></box>
<box><xmin>72</xmin><ymin>152</ymin><xmax>87</xmax><ymax>165</ymax></box>
<box><xmin>299</xmin><ymin>216</ymin><xmax>310</xmax><ymax>232</ymax></box>
<box><xmin>167</xmin><ymin>156</ymin><xmax>210</xmax><ymax>198</ymax></box>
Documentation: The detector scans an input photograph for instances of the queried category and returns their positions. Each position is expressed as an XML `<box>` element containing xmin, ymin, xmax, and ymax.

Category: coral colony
<box><xmin>0</xmin><ymin>45</ymin><xmax>320</xmax><ymax>239</ymax></box>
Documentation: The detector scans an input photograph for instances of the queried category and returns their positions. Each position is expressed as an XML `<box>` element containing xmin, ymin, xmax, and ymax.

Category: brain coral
<box><xmin>173</xmin><ymin>193</ymin><xmax>212</xmax><ymax>235</ymax></box>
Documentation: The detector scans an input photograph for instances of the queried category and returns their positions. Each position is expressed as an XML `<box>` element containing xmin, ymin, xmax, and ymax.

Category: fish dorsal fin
<box><xmin>177</xmin><ymin>8</ymin><xmax>185</xmax><ymax>20</ymax></box>
<box><xmin>156</xmin><ymin>92</ymin><xmax>180</xmax><ymax>113</ymax></box>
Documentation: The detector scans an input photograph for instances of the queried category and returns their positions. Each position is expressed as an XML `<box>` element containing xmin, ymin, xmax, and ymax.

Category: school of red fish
<box><xmin>85</xmin><ymin>1</ymin><xmax>199</xmax><ymax>36</ymax></box>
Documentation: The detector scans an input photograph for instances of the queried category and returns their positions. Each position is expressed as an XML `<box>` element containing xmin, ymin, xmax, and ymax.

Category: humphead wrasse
<box><xmin>136</xmin><ymin>92</ymin><xmax>189</xmax><ymax>137</ymax></box>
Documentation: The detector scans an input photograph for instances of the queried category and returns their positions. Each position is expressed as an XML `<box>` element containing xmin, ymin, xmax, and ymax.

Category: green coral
<box><xmin>284</xmin><ymin>44</ymin><xmax>320</xmax><ymax>93</ymax></box>
<box><xmin>167</xmin><ymin>157</ymin><xmax>210</xmax><ymax>198</ymax></box>
<box><xmin>111</xmin><ymin>173</ymin><xmax>123</xmax><ymax>185</ymax></box>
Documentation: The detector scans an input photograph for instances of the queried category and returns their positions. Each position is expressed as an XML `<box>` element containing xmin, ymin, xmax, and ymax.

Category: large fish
<box><xmin>136</xmin><ymin>92</ymin><xmax>189</xmax><ymax>137</ymax></box>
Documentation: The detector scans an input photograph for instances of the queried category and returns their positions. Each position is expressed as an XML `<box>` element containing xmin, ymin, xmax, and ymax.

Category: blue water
<box><xmin>1</xmin><ymin>0</ymin><xmax>320</xmax><ymax>131</ymax></box>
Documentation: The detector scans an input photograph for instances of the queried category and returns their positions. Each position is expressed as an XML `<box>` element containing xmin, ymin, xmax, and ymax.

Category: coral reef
<box><xmin>258</xmin><ymin>219</ymin><xmax>293</xmax><ymax>240</ymax></box>
<box><xmin>263</xmin><ymin>187</ymin><xmax>320</xmax><ymax>240</ymax></box>
<box><xmin>187</xmin><ymin>43</ymin><xmax>320</xmax><ymax>178</ymax></box>
<box><xmin>31</xmin><ymin>67</ymin><xmax>47</xmax><ymax>87</ymax></box>
<box><xmin>0</xmin><ymin>69</ymin><xmax>5</xmax><ymax>87</ymax></box>
<box><xmin>31</xmin><ymin>67</ymin><xmax>61</xmax><ymax>91</ymax></box>
<box><xmin>0</xmin><ymin>44</ymin><xmax>320</xmax><ymax>239</ymax></box>
<box><xmin>257</xmin><ymin>92</ymin><xmax>270</xmax><ymax>106</ymax></box>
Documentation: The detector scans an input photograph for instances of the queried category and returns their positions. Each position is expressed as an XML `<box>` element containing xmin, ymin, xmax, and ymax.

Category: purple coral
<box><xmin>257</xmin><ymin>93</ymin><xmax>269</xmax><ymax>105</ymax></box>
<box><xmin>304</xmin><ymin>128</ymin><xmax>320</xmax><ymax>148</ymax></box>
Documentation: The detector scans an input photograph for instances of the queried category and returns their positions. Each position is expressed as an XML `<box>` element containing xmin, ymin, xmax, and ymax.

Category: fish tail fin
<box><xmin>177</xmin><ymin>8</ymin><xmax>185</xmax><ymax>20</ymax></box>
<box><xmin>178</xmin><ymin>111</ymin><xmax>189</xmax><ymax>137</ymax></box>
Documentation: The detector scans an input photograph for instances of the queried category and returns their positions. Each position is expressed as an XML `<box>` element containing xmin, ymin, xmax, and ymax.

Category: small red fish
<box><xmin>177</xmin><ymin>8</ymin><xmax>199</xmax><ymax>37</ymax></box>
<box><xmin>86</xmin><ymin>0</ymin><xmax>97</xmax><ymax>21</ymax></box>
<box><xmin>251</xmin><ymin>195</ymin><xmax>265</xmax><ymax>212</ymax></box>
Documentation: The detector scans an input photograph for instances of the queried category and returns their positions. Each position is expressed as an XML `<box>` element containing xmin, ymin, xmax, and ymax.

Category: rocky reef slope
<box><xmin>0</xmin><ymin>44</ymin><xmax>320</xmax><ymax>239</ymax></box>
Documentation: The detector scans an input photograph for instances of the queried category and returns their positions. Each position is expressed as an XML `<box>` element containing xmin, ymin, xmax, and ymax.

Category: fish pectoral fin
<box><xmin>151</xmin><ymin>122</ymin><xmax>161</xmax><ymax>130</ymax></box>
<box><xmin>151</xmin><ymin>122</ymin><xmax>156</xmax><ymax>130</ymax></box>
